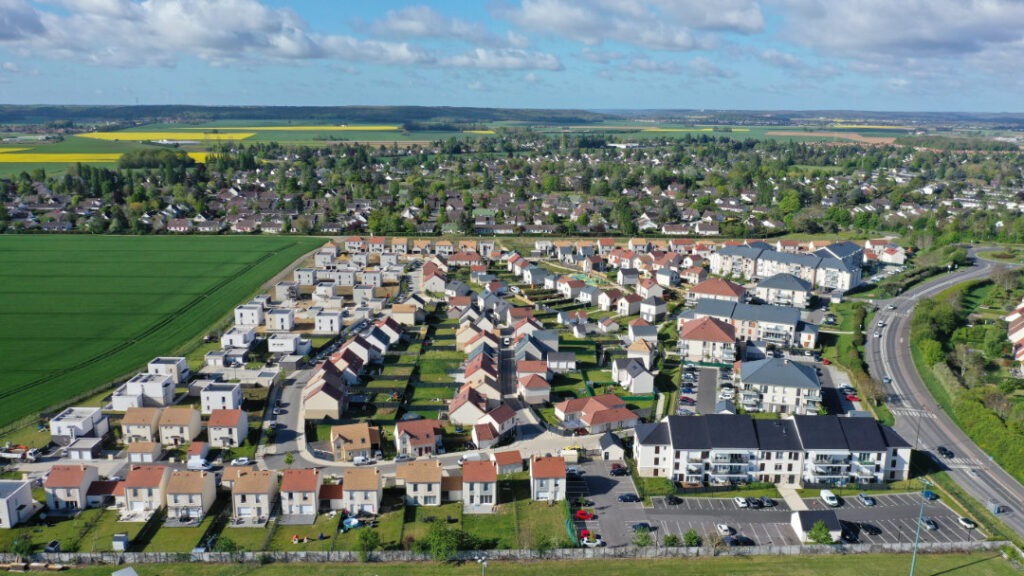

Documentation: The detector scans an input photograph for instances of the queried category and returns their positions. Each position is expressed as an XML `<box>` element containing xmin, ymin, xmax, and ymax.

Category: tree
<box><xmin>662</xmin><ymin>533</ymin><xmax>680</xmax><ymax>547</ymax></box>
<box><xmin>532</xmin><ymin>533</ymin><xmax>554</xmax><ymax>557</ymax></box>
<box><xmin>632</xmin><ymin>526</ymin><xmax>653</xmax><ymax>547</ymax></box>
<box><xmin>421</xmin><ymin>521</ymin><xmax>459</xmax><ymax>562</ymax></box>
<box><xmin>683</xmin><ymin>528</ymin><xmax>702</xmax><ymax>547</ymax></box>
<box><xmin>212</xmin><ymin>536</ymin><xmax>238</xmax><ymax>552</ymax></box>
<box><xmin>919</xmin><ymin>339</ymin><xmax>945</xmax><ymax>366</ymax></box>
<box><xmin>357</xmin><ymin>529</ymin><xmax>381</xmax><ymax>562</ymax></box>
<box><xmin>11</xmin><ymin>530</ymin><xmax>32</xmax><ymax>559</ymax></box>
<box><xmin>806</xmin><ymin>520</ymin><xmax>835</xmax><ymax>545</ymax></box>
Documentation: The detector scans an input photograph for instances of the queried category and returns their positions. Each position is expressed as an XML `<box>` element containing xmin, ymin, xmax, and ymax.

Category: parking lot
<box><xmin>566</xmin><ymin>475</ymin><xmax>982</xmax><ymax>548</ymax></box>
<box><xmin>804</xmin><ymin>493</ymin><xmax>984</xmax><ymax>544</ymax></box>
<box><xmin>564</xmin><ymin>459</ymin><xmax>645</xmax><ymax>547</ymax></box>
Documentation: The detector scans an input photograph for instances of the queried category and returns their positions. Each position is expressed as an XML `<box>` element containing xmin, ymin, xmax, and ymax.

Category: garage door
<box><xmin>300</xmin><ymin>505</ymin><xmax>314</xmax><ymax>515</ymax></box>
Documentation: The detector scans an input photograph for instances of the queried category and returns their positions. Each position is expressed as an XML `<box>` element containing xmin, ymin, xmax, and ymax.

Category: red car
<box><xmin>575</xmin><ymin>510</ymin><xmax>595</xmax><ymax>521</ymax></box>
<box><xmin>611</xmin><ymin>463</ymin><xmax>624</xmax><ymax>470</ymax></box>
<box><xmin>822</xmin><ymin>358</ymin><xmax>831</xmax><ymax>365</ymax></box>
<box><xmin>846</xmin><ymin>394</ymin><xmax>861</xmax><ymax>402</ymax></box>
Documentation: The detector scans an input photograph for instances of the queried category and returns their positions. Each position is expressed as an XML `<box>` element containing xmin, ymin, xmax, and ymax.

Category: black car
<box><xmin>724</xmin><ymin>535</ymin><xmax>754</xmax><ymax>546</ymax></box>
<box><xmin>632</xmin><ymin>522</ymin><xmax>653</xmax><ymax>532</ymax></box>
<box><xmin>760</xmin><ymin>496</ymin><xmax>775</xmax><ymax>508</ymax></box>
<box><xmin>665</xmin><ymin>495</ymin><xmax>682</xmax><ymax>505</ymax></box>
<box><xmin>610</xmin><ymin>467</ymin><xmax>629</xmax><ymax>477</ymax></box>
<box><xmin>841</xmin><ymin>530</ymin><xmax>859</xmax><ymax>544</ymax></box>
<box><xmin>937</xmin><ymin>446</ymin><xmax>954</xmax><ymax>458</ymax></box>
<box><xmin>859</xmin><ymin>523</ymin><xmax>882</xmax><ymax>536</ymax></box>
<box><xmin>746</xmin><ymin>497</ymin><xmax>763</xmax><ymax>509</ymax></box>
<box><xmin>618</xmin><ymin>493</ymin><xmax>640</xmax><ymax>503</ymax></box>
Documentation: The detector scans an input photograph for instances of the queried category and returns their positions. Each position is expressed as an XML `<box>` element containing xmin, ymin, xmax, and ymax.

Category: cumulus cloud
<box><xmin>2</xmin><ymin>61</ymin><xmax>20</xmax><ymax>73</ymax></box>
<box><xmin>0</xmin><ymin>0</ymin><xmax>575</xmax><ymax>72</ymax></box>
<box><xmin>443</xmin><ymin>48</ymin><xmax>562</xmax><ymax>70</ymax></box>
<box><xmin>496</xmin><ymin>0</ymin><xmax>762</xmax><ymax>51</ymax></box>
<box><xmin>687</xmin><ymin>57</ymin><xmax>736</xmax><ymax>78</ymax></box>
<box><xmin>757</xmin><ymin>49</ymin><xmax>805</xmax><ymax>69</ymax></box>
<box><xmin>371</xmin><ymin>5</ymin><xmax>518</xmax><ymax>48</ymax></box>
<box><xmin>627</xmin><ymin>58</ymin><xmax>682</xmax><ymax>73</ymax></box>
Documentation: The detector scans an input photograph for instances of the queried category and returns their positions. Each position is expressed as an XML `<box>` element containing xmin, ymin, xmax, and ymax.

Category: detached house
<box><xmin>678</xmin><ymin>316</ymin><xmax>737</xmax><ymax>364</ymax></box>
<box><xmin>0</xmin><ymin>481</ymin><xmax>35</xmax><ymax>529</ymax></box>
<box><xmin>341</xmin><ymin>467</ymin><xmax>382</xmax><ymax>515</ymax></box>
<box><xmin>395</xmin><ymin>419</ymin><xmax>444</xmax><ymax>458</ymax></box>
<box><xmin>554</xmin><ymin>395</ymin><xmax>640</xmax><ymax>434</ymax></box>
<box><xmin>463</xmin><ymin>460</ymin><xmax>498</xmax><ymax>514</ymax></box>
<box><xmin>231</xmin><ymin>470</ymin><xmax>278</xmax><ymax>524</ymax></box>
<box><xmin>121</xmin><ymin>465</ymin><xmax>172</xmax><ymax>518</ymax></box>
<box><xmin>208</xmin><ymin>409</ymin><xmax>248</xmax><ymax>448</ymax></box>
<box><xmin>611</xmin><ymin>358</ymin><xmax>655</xmax><ymax>395</ymax></box>
<box><xmin>397</xmin><ymin>461</ymin><xmax>443</xmax><ymax>506</ymax></box>
<box><xmin>687</xmin><ymin>278</ymin><xmax>747</xmax><ymax>305</ymax></box>
<box><xmin>165</xmin><ymin>471</ymin><xmax>217</xmax><ymax>524</ymax></box>
<box><xmin>44</xmin><ymin>464</ymin><xmax>99</xmax><ymax>512</ymax></box>
<box><xmin>280</xmin><ymin>469</ymin><xmax>322</xmax><ymax>521</ymax></box>
<box><xmin>529</xmin><ymin>456</ymin><xmax>566</xmax><ymax>502</ymax></box>
<box><xmin>121</xmin><ymin>407</ymin><xmax>162</xmax><ymax>443</ymax></box>
<box><xmin>330</xmin><ymin>422</ymin><xmax>381</xmax><ymax>462</ymax></box>
<box><xmin>158</xmin><ymin>407</ymin><xmax>201</xmax><ymax>446</ymax></box>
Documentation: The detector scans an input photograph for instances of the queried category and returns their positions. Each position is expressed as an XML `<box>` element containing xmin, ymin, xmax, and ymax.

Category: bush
<box><xmin>357</xmin><ymin>529</ymin><xmax>381</xmax><ymax>562</ymax></box>
<box><xmin>683</xmin><ymin>529</ymin><xmax>701</xmax><ymax>547</ymax></box>
<box><xmin>806</xmin><ymin>520</ymin><xmax>835</xmax><ymax>545</ymax></box>
<box><xmin>632</xmin><ymin>527</ymin><xmax>653</xmax><ymax>547</ymax></box>
<box><xmin>662</xmin><ymin>533</ymin><xmax>680</xmax><ymax>547</ymax></box>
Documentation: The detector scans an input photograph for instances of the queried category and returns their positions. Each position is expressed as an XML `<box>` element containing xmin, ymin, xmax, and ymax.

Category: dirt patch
<box><xmin>766</xmin><ymin>131</ymin><xmax>896</xmax><ymax>145</ymax></box>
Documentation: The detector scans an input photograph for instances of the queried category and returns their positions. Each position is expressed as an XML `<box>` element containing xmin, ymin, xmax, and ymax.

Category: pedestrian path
<box><xmin>777</xmin><ymin>483</ymin><xmax>807</xmax><ymax>511</ymax></box>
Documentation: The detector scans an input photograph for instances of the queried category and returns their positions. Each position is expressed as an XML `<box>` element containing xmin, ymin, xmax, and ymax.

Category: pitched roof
<box><xmin>518</xmin><ymin>374</ymin><xmax>551</xmax><ymax>390</ymax></box>
<box><xmin>741</xmin><ymin>358</ymin><xmax>820</xmax><ymax>390</ymax></box>
<box><xmin>45</xmin><ymin>464</ymin><xmax>92</xmax><ymax>488</ymax></box>
<box><xmin>463</xmin><ymin>460</ymin><xmax>498</xmax><ymax>482</ymax></box>
<box><xmin>122</xmin><ymin>407</ymin><xmax>161</xmax><ymax>426</ymax></box>
<box><xmin>486</xmin><ymin>403</ymin><xmax>516</xmax><ymax>425</ymax></box>
<box><xmin>281</xmin><ymin>468</ymin><xmax>321</xmax><ymax>493</ymax></box>
<box><xmin>233</xmin><ymin>470</ymin><xmax>277</xmax><ymax>494</ymax></box>
<box><xmin>691</xmin><ymin>277</ymin><xmax>746</xmax><ymax>298</ymax></box>
<box><xmin>757</xmin><ymin>273</ymin><xmax>812</xmax><ymax>292</ymax></box>
<box><xmin>555</xmin><ymin>394</ymin><xmax>625</xmax><ymax>415</ymax></box>
<box><xmin>343</xmin><ymin>467</ymin><xmax>380</xmax><ymax>491</ymax></box>
<box><xmin>330</xmin><ymin>422</ymin><xmax>381</xmax><ymax>451</ymax></box>
<box><xmin>319</xmin><ymin>484</ymin><xmax>344</xmax><ymax>500</ymax></box>
<box><xmin>208</xmin><ymin>409</ymin><xmax>244</xmax><ymax>428</ymax></box>
<box><xmin>531</xmin><ymin>456</ymin><xmax>566</xmax><ymax>479</ymax></box>
<box><xmin>86</xmin><ymin>480</ymin><xmax>119</xmax><ymax>497</ymax></box>
<box><xmin>158</xmin><ymin>407</ymin><xmax>197</xmax><ymax>427</ymax></box>
<box><xmin>166</xmin><ymin>470</ymin><xmax>211</xmax><ymax>494</ymax></box>
<box><xmin>396</xmin><ymin>419</ymin><xmax>442</xmax><ymax>447</ymax></box>
<box><xmin>492</xmin><ymin>450</ymin><xmax>523</xmax><ymax>467</ymax></box>
<box><xmin>517</xmin><ymin>360</ymin><xmax>548</xmax><ymax>374</ymax></box>
<box><xmin>126</xmin><ymin>442</ymin><xmax>161</xmax><ymax>454</ymax></box>
<box><xmin>680</xmin><ymin>316</ymin><xmax>736</xmax><ymax>343</ymax></box>
<box><xmin>124</xmin><ymin>465</ymin><xmax>167</xmax><ymax>489</ymax></box>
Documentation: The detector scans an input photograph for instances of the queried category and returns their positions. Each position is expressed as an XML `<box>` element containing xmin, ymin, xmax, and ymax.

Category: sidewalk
<box><xmin>777</xmin><ymin>483</ymin><xmax>807</xmax><ymax>511</ymax></box>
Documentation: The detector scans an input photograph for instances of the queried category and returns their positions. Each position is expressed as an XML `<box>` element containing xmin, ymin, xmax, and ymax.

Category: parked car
<box><xmin>632</xmin><ymin>522</ymin><xmax>653</xmax><ymax>532</ymax></box>
<box><xmin>921</xmin><ymin>517</ymin><xmax>938</xmax><ymax>531</ymax></box>
<box><xmin>887</xmin><ymin>304</ymin><xmax>897</xmax><ymax>310</ymax></box>
<box><xmin>723</xmin><ymin>535</ymin><xmax>754</xmax><ymax>546</ymax></box>
<box><xmin>734</xmin><ymin>496</ymin><xmax>749</xmax><ymax>508</ymax></box>
<box><xmin>859</xmin><ymin>523</ymin><xmax>882</xmax><ymax>536</ymax></box>
<box><xmin>716</xmin><ymin>523</ymin><xmax>732</xmax><ymax>536</ymax></box>
<box><xmin>958</xmin><ymin>517</ymin><xmax>977</xmax><ymax>530</ymax></box>
<box><xmin>820</xmin><ymin>489</ymin><xmax>839</xmax><ymax>507</ymax></box>
<box><xmin>394</xmin><ymin>454</ymin><xmax>412</xmax><ymax>462</ymax></box>
<box><xmin>617</xmin><ymin>493</ymin><xmax>640</xmax><ymax>503</ymax></box>
<box><xmin>760</xmin><ymin>496</ymin><xmax>775</xmax><ymax>508</ymax></box>
<box><xmin>846</xmin><ymin>394</ymin><xmax>861</xmax><ymax>402</ymax></box>
<box><xmin>840</xmin><ymin>528</ymin><xmax>859</xmax><ymax>544</ymax></box>
<box><xmin>610</xmin><ymin>467</ymin><xmax>629</xmax><ymax>477</ymax></box>
<box><xmin>230</xmin><ymin>457</ymin><xmax>251</xmax><ymax>466</ymax></box>
<box><xmin>822</xmin><ymin>358</ymin><xmax>831</xmax><ymax>365</ymax></box>
<box><xmin>352</xmin><ymin>456</ymin><xmax>372</xmax><ymax>466</ymax></box>
<box><xmin>857</xmin><ymin>493</ymin><xmax>876</xmax><ymax>506</ymax></box>
<box><xmin>580</xmin><ymin>536</ymin><xmax>606</xmax><ymax>548</ymax></box>
<box><xmin>44</xmin><ymin>540</ymin><xmax>61</xmax><ymax>553</ymax></box>
<box><xmin>679</xmin><ymin>396</ymin><xmax>696</xmax><ymax>406</ymax></box>
<box><xmin>575</xmin><ymin>510</ymin><xmax>595</xmax><ymax>521</ymax></box>
<box><xmin>665</xmin><ymin>495</ymin><xmax>682</xmax><ymax>505</ymax></box>
<box><xmin>680</xmin><ymin>387</ymin><xmax>694</xmax><ymax>394</ymax></box>
<box><xmin>922</xmin><ymin>490</ymin><xmax>939</xmax><ymax>501</ymax></box>
<box><xmin>746</xmin><ymin>497</ymin><xmax>763</xmax><ymax>509</ymax></box>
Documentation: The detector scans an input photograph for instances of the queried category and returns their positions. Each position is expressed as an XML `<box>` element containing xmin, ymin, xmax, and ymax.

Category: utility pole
<box><xmin>909</xmin><ymin>479</ymin><xmax>932</xmax><ymax>576</ymax></box>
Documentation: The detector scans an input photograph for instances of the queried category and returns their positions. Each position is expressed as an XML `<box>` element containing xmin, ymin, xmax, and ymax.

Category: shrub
<box><xmin>662</xmin><ymin>533</ymin><xmax>680</xmax><ymax>547</ymax></box>
<box><xmin>683</xmin><ymin>529</ymin><xmax>701</xmax><ymax>547</ymax></box>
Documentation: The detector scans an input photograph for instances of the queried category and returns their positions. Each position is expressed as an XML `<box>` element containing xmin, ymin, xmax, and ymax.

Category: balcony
<box><xmin>712</xmin><ymin>454</ymin><xmax>750</xmax><ymax>464</ymax></box>
<box><xmin>686</xmin><ymin>464</ymin><xmax>702</xmax><ymax>474</ymax></box>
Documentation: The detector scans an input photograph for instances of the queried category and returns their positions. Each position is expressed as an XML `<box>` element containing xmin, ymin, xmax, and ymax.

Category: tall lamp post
<box><xmin>477</xmin><ymin>556</ymin><xmax>488</xmax><ymax>576</ymax></box>
<box><xmin>909</xmin><ymin>479</ymin><xmax>932</xmax><ymax>576</ymax></box>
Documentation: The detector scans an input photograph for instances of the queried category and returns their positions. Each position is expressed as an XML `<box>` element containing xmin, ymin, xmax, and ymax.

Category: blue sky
<box><xmin>1</xmin><ymin>0</ymin><xmax>1022</xmax><ymax>112</ymax></box>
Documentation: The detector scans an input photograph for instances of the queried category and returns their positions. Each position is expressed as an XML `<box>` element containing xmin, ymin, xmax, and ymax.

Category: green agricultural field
<box><xmin>0</xmin><ymin>235</ymin><xmax>320</xmax><ymax>427</ymax></box>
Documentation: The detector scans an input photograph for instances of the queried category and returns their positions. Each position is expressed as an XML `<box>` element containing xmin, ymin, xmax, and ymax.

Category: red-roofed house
<box><xmin>463</xmin><ymin>460</ymin><xmax>498</xmax><ymax>514</ymax></box>
<box><xmin>491</xmin><ymin>450</ymin><xmax>524</xmax><ymax>474</ymax></box>
<box><xmin>319</xmin><ymin>484</ymin><xmax>345</xmax><ymax>512</ymax></box>
<box><xmin>395</xmin><ymin>419</ymin><xmax>444</xmax><ymax>458</ymax></box>
<box><xmin>120</xmin><ymin>465</ymin><xmax>171</xmax><ymax>519</ymax></box>
<box><xmin>530</xmin><ymin>456</ymin><xmax>566</xmax><ymax>501</ymax></box>
<box><xmin>678</xmin><ymin>317</ymin><xmax>737</xmax><ymax>363</ymax></box>
<box><xmin>680</xmin><ymin>265</ymin><xmax>708</xmax><ymax>285</ymax></box>
<box><xmin>44</xmin><ymin>464</ymin><xmax>98</xmax><ymax>511</ymax></box>
<box><xmin>636</xmin><ymin>277</ymin><xmax>664</xmax><ymax>300</ymax></box>
<box><xmin>448</xmin><ymin>386</ymin><xmax>489</xmax><ymax>426</ymax></box>
<box><xmin>472</xmin><ymin>404</ymin><xmax>517</xmax><ymax>450</ymax></box>
<box><xmin>208</xmin><ymin>409</ymin><xmax>248</xmax><ymax>448</ymax></box>
<box><xmin>687</xmin><ymin>278</ymin><xmax>747</xmax><ymax>305</ymax></box>
<box><xmin>280</xmin><ymin>469</ymin><xmax>322</xmax><ymax>521</ymax></box>
<box><xmin>554</xmin><ymin>395</ymin><xmax>639</xmax><ymax>434</ymax></box>
<box><xmin>516</xmin><ymin>374</ymin><xmax>551</xmax><ymax>405</ymax></box>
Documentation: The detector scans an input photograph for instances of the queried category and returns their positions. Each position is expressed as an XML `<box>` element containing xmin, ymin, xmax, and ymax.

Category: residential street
<box><xmin>863</xmin><ymin>248</ymin><xmax>1024</xmax><ymax>538</ymax></box>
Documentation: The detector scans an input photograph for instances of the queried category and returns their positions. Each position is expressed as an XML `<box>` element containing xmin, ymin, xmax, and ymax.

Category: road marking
<box><xmin>890</xmin><ymin>408</ymin><xmax>937</xmax><ymax>418</ymax></box>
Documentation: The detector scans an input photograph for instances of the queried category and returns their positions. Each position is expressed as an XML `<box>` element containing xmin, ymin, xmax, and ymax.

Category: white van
<box><xmin>187</xmin><ymin>459</ymin><xmax>212</xmax><ymax>471</ymax></box>
<box><xmin>820</xmin><ymin>489</ymin><xmax>839</xmax><ymax>507</ymax></box>
<box><xmin>352</xmin><ymin>456</ymin><xmax>371</xmax><ymax>466</ymax></box>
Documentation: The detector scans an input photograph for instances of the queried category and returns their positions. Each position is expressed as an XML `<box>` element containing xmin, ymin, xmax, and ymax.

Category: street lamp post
<box><xmin>477</xmin><ymin>556</ymin><xmax>488</xmax><ymax>576</ymax></box>
<box><xmin>909</xmin><ymin>479</ymin><xmax>932</xmax><ymax>576</ymax></box>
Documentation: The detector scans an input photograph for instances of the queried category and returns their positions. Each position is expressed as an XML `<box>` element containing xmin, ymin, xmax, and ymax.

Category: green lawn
<box><xmin>0</xmin><ymin>235</ymin><xmax>321</xmax><ymax>427</ymax></box>
<box><xmin>506</xmin><ymin>475</ymin><xmax>570</xmax><ymax>548</ymax></box>
<box><xmin>334</xmin><ymin>508</ymin><xmax>405</xmax><ymax>551</ymax></box>
<box><xmin>402</xmin><ymin>502</ymin><xmax>464</xmax><ymax>542</ymax></box>
<box><xmin>143</xmin><ymin>513</ymin><xmax>217</xmax><ymax>552</ymax></box>
<box><xmin>268</xmin><ymin>513</ymin><xmax>343</xmax><ymax>551</ymax></box>
<box><xmin>216</xmin><ymin>525</ymin><xmax>271</xmax><ymax>552</ymax></box>
<box><xmin>77</xmin><ymin>509</ymin><xmax>146</xmax><ymax>553</ymax></box>
<box><xmin>0</xmin><ymin>507</ymin><xmax>105</xmax><ymax>554</ymax></box>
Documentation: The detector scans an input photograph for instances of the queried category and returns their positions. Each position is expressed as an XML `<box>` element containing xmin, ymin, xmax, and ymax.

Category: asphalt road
<box><xmin>862</xmin><ymin>249</ymin><xmax>1024</xmax><ymax>538</ymax></box>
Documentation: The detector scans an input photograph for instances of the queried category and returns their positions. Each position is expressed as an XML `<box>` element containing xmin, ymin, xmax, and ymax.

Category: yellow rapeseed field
<box><xmin>642</xmin><ymin>128</ymin><xmax>713</xmax><ymax>132</ymax></box>
<box><xmin>187</xmin><ymin>152</ymin><xmax>209</xmax><ymax>163</ymax></box>
<box><xmin>0</xmin><ymin>153</ymin><xmax>123</xmax><ymax>163</ymax></box>
<box><xmin>177</xmin><ymin>125</ymin><xmax>401</xmax><ymax>131</ymax></box>
<box><xmin>463</xmin><ymin>129</ymin><xmax>496</xmax><ymax>135</ymax></box>
<box><xmin>0</xmin><ymin>148</ymin><xmax>31</xmax><ymax>154</ymax></box>
<box><xmin>80</xmin><ymin>132</ymin><xmax>255</xmax><ymax>141</ymax></box>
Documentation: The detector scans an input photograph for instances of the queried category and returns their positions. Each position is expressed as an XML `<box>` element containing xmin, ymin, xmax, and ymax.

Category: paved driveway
<box><xmin>566</xmin><ymin>460</ymin><xmax>643</xmax><ymax>547</ymax></box>
<box><xmin>647</xmin><ymin>495</ymin><xmax>799</xmax><ymax>545</ymax></box>
<box><xmin>804</xmin><ymin>493</ymin><xmax>983</xmax><ymax>544</ymax></box>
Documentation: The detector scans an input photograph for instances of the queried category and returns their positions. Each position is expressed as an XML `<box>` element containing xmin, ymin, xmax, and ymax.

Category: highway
<box><xmin>863</xmin><ymin>249</ymin><xmax>1024</xmax><ymax>538</ymax></box>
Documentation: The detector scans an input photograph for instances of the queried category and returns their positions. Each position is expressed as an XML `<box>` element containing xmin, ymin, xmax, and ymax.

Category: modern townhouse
<box><xmin>739</xmin><ymin>358</ymin><xmax>821</xmax><ymax>415</ymax></box>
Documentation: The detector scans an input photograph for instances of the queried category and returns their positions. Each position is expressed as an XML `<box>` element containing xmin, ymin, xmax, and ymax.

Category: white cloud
<box><xmin>497</xmin><ymin>0</ymin><xmax>763</xmax><ymax>51</ymax></box>
<box><xmin>2</xmin><ymin>61</ymin><xmax>20</xmax><ymax>73</ymax></box>
<box><xmin>0</xmin><ymin>0</ymin><xmax>45</xmax><ymax>41</ymax></box>
<box><xmin>467</xmin><ymin>80</ymin><xmax>489</xmax><ymax>91</ymax></box>
<box><xmin>757</xmin><ymin>49</ymin><xmax>804</xmax><ymax>69</ymax></box>
<box><xmin>371</xmin><ymin>5</ymin><xmax>515</xmax><ymax>48</ymax></box>
<box><xmin>580</xmin><ymin>48</ymin><xmax>624</xmax><ymax>63</ymax></box>
<box><xmin>443</xmin><ymin>48</ymin><xmax>562</xmax><ymax>70</ymax></box>
<box><xmin>687</xmin><ymin>57</ymin><xmax>735</xmax><ymax>78</ymax></box>
<box><xmin>627</xmin><ymin>58</ymin><xmax>682</xmax><ymax>73</ymax></box>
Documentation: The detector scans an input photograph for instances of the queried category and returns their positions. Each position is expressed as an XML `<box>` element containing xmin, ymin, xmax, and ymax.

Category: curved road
<box><xmin>863</xmin><ymin>249</ymin><xmax>1024</xmax><ymax>538</ymax></box>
